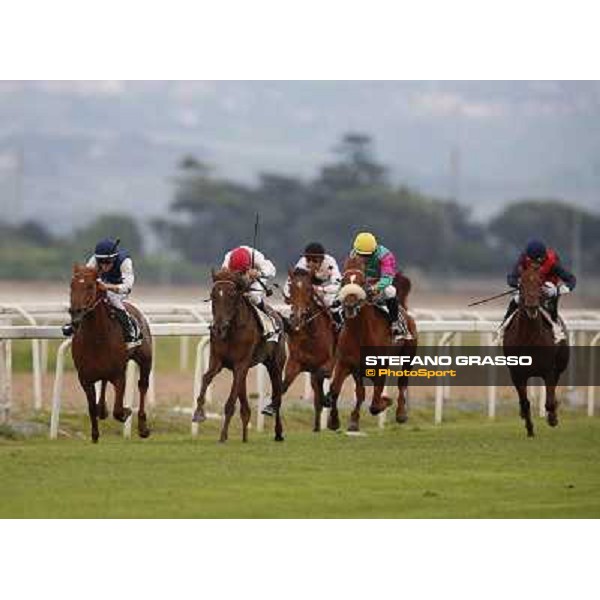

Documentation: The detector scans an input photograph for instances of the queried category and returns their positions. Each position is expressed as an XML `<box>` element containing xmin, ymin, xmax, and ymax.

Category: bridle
<box><xmin>70</xmin><ymin>280</ymin><xmax>104</xmax><ymax>325</ymax></box>
<box><xmin>289</xmin><ymin>274</ymin><xmax>329</xmax><ymax>332</ymax></box>
<box><xmin>210</xmin><ymin>278</ymin><xmax>244</xmax><ymax>336</ymax></box>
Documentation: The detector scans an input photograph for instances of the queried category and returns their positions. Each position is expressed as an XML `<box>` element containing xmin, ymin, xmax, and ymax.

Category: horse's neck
<box><xmin>79</xmin><ymin>300</ymin><xmax>113</xmax><ymax>338</ymax></box>
<box><xmin>346</xmin><ymin>305</ymin><xmax>387</xmax><ymax>343</ymax></box>
<box><xmin>510</xmin><ymin>308</ymin><xmax>552</xmax><ymax>345</ymax></box>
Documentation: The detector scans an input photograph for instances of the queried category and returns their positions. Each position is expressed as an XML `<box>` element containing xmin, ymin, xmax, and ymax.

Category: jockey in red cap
<box><xmin>222</xmin><ymin>245</ymin><xmax>276</xmax><ymax>308</ymax></box>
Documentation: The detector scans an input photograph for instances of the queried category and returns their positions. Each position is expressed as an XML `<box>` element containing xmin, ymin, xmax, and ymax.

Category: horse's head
<box><xmin>519</xmin><ymin>264</ymin><xmax>542</xmax><ymax>319</ymax></box>
<box><xmin>338</xmin><ymin>256</ymin><xmax>368</xmax><ymax>319</ymax></box>
<box><xmin>69</xmin><ymin>264</ymin><xmax>102</xmax><ymax>325</ymax></box>
<box><xmin>287</xmin><ymin>267</ymin><xmax>316</xmax><ymax>329</ymax></box>
<box><xmin>210</xmin><ymin>268</ymin><xmax>248</xmax><ymax>340</ymax></box>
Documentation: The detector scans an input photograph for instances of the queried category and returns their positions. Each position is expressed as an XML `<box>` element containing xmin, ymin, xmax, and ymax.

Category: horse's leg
<box><xmin>516</xmin><ymin>383</ymin><xmax>534</xmax><ymax>437</ymax></box>
<box><xmin>369</xmin><ymin>383</ymin><xmax>392</xmax><ymax>415</ymax></box>
<box><xmin>396</xmin><ymin>375</ymin><xmax>409</xmax><ymax>424</ymax></box>
<box><xmin>219</xmin><ymin>365</ymin><xmax>247</xmax><ymax>443</ymax></box>
<box><xmin>192</xmin><ymin>356</ymin><xmax>223</xmax><ymax>423</ymax></box>
<box><xmin>97</xmin><ymin>380</ymin><xmax>109</xmax><ymax>420</ymax></box>
<box><xmin>265</xmin><ymin>351</ymin><xmax>285</xmax><ymax>442</ymax></box>
<box><xmin>82</xmin><ymin>381</ymin><xmax>100</xmax><ymax>443</ymax></box>
<box><xmin>238</xmin><ymin>378</ymin><xmax>251</xmax><ymax>443</ymax></box>
<box><xmin>282</xmin><ymin>357</ymin><xmax>302</xmax><ymax>396</ymax></box>
<box><xmin>112</xmin><ymin>375</ymin><xmax>131</xmax><ymax>423</ymax></box>
<box><xmin>136</xmin><ymin>356</ymin><xmax>151</xmax><ymax>438</ymax></box>
<box><xmin>545</xmin><ymin>374</ymin><xmax>560</xmax><ymax>428</ymax></box>
<box><xmin>348</xmin><ymin>372</ymin><xmax>365</xmax><ymax>432</ymax></box>
<box><xmin>326</xmin><ymin>363</ymin><xmax>350</xmax><ymax>431</ymax></box>
<box><xmin>310</xmin><ymin>371</ymin><xmax>325</xmax><ymax>432</ymax></box>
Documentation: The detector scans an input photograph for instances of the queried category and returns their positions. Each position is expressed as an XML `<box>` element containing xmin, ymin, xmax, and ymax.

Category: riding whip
<box><xmin>467</xmin><ymin>289</ymin><xmax>515</xmax><ymax>307</ymax></box>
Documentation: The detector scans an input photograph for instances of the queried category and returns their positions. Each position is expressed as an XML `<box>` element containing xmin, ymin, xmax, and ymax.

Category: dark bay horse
<box><xmin>70</xmin><ymin>264</ymin><xmax>153</xmax><ymax>443</ymax></box>
<box><xmin>503</xmin><ymin>264</ymin><xmax>569</xmax><ymax>437</ymax></box>
<box><xmin>192</xmin><ymin>269</ymin><xmax>286</xmax><ymax>442</ymax></box>
<box><xmin>283</xmin><ymin>268</ymin><xmax>337</xmax><ymax>431</ymax></box>
<box><xmin>326</xmin><ymin>256</ymin><xmax>417</xmax><ymax>431</ymax></box>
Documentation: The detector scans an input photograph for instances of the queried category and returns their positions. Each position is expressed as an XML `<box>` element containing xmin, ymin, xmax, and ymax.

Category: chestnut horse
<box><xmin>192</xmin><ymin>269</ymin><xmax>286</xmax><ymax>442</ymax></box>
<box><xmin>282</xmin><ymin>268</ymin><xmax>337</xmax><ymax>431</ymax></box>
<box><xmin>503</xmin><ymin>263</ymin><xmax>569</xmax><ymax>437</ymax></box>
<box><xmin>70</xmin><ymin>264</ymin><xmax>153</xmax><ymax>443</ymax></box>
<box><xmin>325</xmin><ymin>256</ymin><xmax>418</xmax><ymax>431</ymax></box>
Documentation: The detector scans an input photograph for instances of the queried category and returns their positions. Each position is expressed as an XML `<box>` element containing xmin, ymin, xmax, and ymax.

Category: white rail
<box><xmin>1</xmin><ymin>314</ymin><xmax>600</xmax><ymax>436</ymax></box>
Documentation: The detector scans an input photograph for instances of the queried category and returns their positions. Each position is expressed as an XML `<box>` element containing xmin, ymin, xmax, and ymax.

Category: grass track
<box><xmin>1</xmin><ymin>411</ymin><xmax>599</xmax><ymax>518</ymax></box>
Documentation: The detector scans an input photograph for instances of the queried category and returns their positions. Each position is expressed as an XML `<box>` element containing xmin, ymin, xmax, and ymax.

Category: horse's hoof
<box><xmin>312</xmin><ymin>427</ymin><xmax>320</xmax><ymax>433</ymax></box>
<box><xmin>274</xmin><ymin>435</ymin><xmax>284</xmax><ymax>442</ymax></box>
<box><xmin>347</xmin><ymin>421</ymin><xmax>359</xmax><ymax>432</ymax></box>
<box><xmin>547</xmin><ymin>415</ymin><xmax>559</xmax><ymax>427</ymax></box>
<box><xmin>396</xmin><ymin>413</ymin><xmax>408</xmax><ymax>424</ymax></box>
<box><xmin>138</xmin><ymin>428</ymin><xmax>151</xmax><ymax>439</ymax></box>
<box><xmin>91</xmin><ymin>434</ymin><xmax>99</xmax><ymax>443</ymax></box>
<box><xmin>113</xmin><ymin>408</ymin><xmax>132</xmax><ymax>423</ymax></box>
<box><xmin>327</xmin><ymin>414</ymin><xmax>340</xmax><ymax>431</ymax></box>
<box><xmin>527</xmin><ymin>430</ymin><xmax>535</xmax><ymax>438</ymax></box>
<box><xmin>192</xmin><ymin>409</ymin><xmax>206</xmax><ymax>423</ymax></box>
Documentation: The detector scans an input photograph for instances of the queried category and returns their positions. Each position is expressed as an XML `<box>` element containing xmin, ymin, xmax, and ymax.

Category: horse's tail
<box><xmin>394</xmin><ymin>272</ymin><xmax>411</xmax><ymax>309</ymax></box>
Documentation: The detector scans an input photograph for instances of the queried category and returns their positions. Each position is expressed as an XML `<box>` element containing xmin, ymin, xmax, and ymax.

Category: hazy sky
<box><xmin>1</xmin><ymin>81</ymin><xmax>599</xmax><ymax>232</ymax></box>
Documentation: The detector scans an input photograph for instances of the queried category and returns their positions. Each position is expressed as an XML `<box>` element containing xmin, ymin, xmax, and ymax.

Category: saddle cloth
<box><xmin>250</xmin><ymin>304</ymin><xmax>281</xmax><ymax>343</ymax></box>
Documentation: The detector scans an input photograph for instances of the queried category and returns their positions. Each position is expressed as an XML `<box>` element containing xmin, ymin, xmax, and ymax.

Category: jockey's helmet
<box><xmin>304</xmin><ymin>242</ymin><xmax>326</xmax><ymax>258</ymax></box>
<box><xmin>228</xmin><ymin>247</ymin><xmax>252</xmax><ymax>272</ymax></box>
<box><xmin>353</xmin><ymin>232</ymin><xmax>377</xmax><ymax>255</ymax></box>
<box><xmin>94</xmin><ymin>238</ymin><xmax>119</xmax><ymax>261</ymax></box>
<box><xmin>525</xmin><ymin>239</ymin><xmax>547</xmax><ymax>260</ymax></box>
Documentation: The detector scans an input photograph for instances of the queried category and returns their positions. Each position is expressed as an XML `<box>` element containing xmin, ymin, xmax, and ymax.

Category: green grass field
<box><xmin>2</xmin><ymin>408</ymin><xmax>599</xmax><ymax>518</ymax></box>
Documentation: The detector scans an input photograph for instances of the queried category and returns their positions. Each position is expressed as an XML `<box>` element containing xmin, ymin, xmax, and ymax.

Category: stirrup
<box><xmin>126</xmin><ymin>339</ymin><xmax>143</xmax><ymax>350</ymax></box>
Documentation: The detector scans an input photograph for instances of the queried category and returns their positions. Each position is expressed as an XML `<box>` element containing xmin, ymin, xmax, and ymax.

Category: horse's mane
<box><xmin>72</xmin><ymin>263</ymin><xmax>98</xmax><ymax>278</ymax></box>
<box><xmin>213</xmin><ymin>268</ymin><xmax>242</xmax><ymax>282</ymax></box>
<box><xmin>292</xmin><ymin>267</ymin><xmax>312</xmax><ymax>279</ymax></box>
<box><xmin>343</xmin><ymin>255</ymin><xmax>365</xmax><ymax>272</ymax></box>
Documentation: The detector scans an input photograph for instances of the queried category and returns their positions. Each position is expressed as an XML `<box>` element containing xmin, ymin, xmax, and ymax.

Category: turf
<box><xmin>1</xmin><ymin>410</ymin><xmax>599</xmax><ymax>518</ymax></box>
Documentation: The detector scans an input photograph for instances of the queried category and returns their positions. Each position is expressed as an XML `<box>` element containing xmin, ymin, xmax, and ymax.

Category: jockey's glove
<box><xmin>558</xmin><ymin>284</ymin><xmax>571</xmax><ymax>295</ymax></box>
<box><xmin>543</xmin><ymin>282</ymin><xmax>558</xmax><ymax>297</ymax></box>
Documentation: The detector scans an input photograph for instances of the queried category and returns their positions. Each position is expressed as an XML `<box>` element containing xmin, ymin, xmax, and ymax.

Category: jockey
<box><xmin>222</xmin><ymin>245</ymin><xmax>276</xmax><ymax>310</ymax></box>
<box><xmin>350</xmin><ymin>232</ymin><xmax>411</xmax><ymax>340</ymax></box>
<box><xmin>504</xmin><ymin>239</ymin><xmax>576</xmax><ymax>325</ymax></box>
<box><xmin>62</xmin><ymin>238</ymin><xmax>142</xmax><ymax>349</ymax></box>
<box><xmin>284</xmin><ymin>242</ymin><xmax>342</xmax><ymax>326</ymax></box>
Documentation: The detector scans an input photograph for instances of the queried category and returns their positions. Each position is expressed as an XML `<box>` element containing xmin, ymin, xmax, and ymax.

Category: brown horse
<box><xmin>69</xmin><ymin>264</ymin><xmax>153</xmax><ymax>443</ymax></box>
<box><xmin>325</xmin><ymin>256</ymin><xmax>416</xmax><ymax>431</ymax></box>
<box><xmin>192</xmin><ymin>269</ymin><xmax>286</xmax><ymax>442</ymax></box>
<box><xmin>392</xmin><ymin>272</ymin><xmax>418</xmax><ymax>423</ymax></box>
<box><xmin>503</xmin><ymin>264</ymin><xmax>569</xmax><ymax>437</ymax></box>
<box><xmin>282</xmin><ymin>268</ymin><xmax>337</xmax><ymax>431</ymax></box>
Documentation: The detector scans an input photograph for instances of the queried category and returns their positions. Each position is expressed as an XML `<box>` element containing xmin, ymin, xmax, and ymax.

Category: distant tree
<box><xmin>316</xmin><ymin>132</ymin><xmax>387</xmax><ymax>193</ymax></box>
<box><xmin>489</xmin><ymin>199</ymin><xmax>600</xmax><ymax>272</ymax></box>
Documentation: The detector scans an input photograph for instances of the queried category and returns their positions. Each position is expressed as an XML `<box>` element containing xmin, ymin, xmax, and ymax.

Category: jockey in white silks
<box><xmin>284</xmin><ymin>242</ymin><xmax>342</xmax><ymax>327</ymax></box>
<box><xmin>62</xmin><ymin>237</ymin><xmax>142</xmax><ymax>349</ymax></box>
<box><xmin>222</xmin><ymin>245</ymin><xmax>276</xmax><ymax>308</ymax></box>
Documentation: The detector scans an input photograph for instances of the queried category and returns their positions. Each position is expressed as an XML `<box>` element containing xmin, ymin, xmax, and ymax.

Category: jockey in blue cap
<box><xmin>62</xmin><ymin>238</ymin><xmax>142</xmax><ymax>349</ymax></box>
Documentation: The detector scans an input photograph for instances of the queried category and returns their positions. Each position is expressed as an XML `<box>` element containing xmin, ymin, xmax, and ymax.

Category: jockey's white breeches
<box><xmin>106</xmin><ymin>290</ymin><xmax>129</xmax><ymax>311</ymax></box>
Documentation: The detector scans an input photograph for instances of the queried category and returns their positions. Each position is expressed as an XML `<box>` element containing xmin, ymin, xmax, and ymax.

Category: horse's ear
<box><xmin>211</xmin><ymin>267</ymin><xmax>217</xmax><ymax>281</ymax></box>
<box><xmin>288</xmin><ymin>267</ymin><xmax>294</xmax><ymax>279</ymax></box>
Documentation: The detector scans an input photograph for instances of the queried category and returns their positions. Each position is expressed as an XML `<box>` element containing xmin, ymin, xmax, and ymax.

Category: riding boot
<box><xmin>62</xmin><ymin>323</ymin><xmax>75</xmax><ymax>337</ymax></box>
<box><xmin>115</xmin><ymin>308</ymin><xmax>142</xmax><ymax>348</ymax></box>
<box><xmin>502</xmin><ymin>298</ymin><xmax>518</xmax><ymax>323</ymax></box>
<box><xmin>386</xmin><ymin>297</ymin><xmax>410</xmax><ymax>340</ymax></box>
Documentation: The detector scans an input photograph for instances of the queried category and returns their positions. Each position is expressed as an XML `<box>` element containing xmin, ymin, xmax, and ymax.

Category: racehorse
<box><xmin>503</xmin><ymin>263</ymin><xmax>570</xmax><ymax>437</ymax></box>
<box><xmin>282</xmin><ymin>267</ymin><xmax>337</xmax><ymax>431</ymax></box>
<box><xmin>325</xmin><ymin>256</ymin><xmax>417</xmax><ymax>431</ymax></box>
<box><xmin>69</xmin><ymin>264</ymin><xmax>153</xmax><ymax>443</ymax></box>
<box><xmin>192</xmin><ymin>268</ymin><xmax>286</xmax><ymax>442</ymax></box>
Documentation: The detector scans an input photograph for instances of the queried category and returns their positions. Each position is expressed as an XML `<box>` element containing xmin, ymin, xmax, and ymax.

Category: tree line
<box><xmin>1</xmin><ymin>133</ymin><xmax>598</xmax><ymax>283</ymax></box>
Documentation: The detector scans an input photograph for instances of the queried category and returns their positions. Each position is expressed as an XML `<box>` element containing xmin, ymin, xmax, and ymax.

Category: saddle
<box><xmin>249</xmin><ymin>301</ymin><xmax>282</xmax><ymax>343</ymax></box>
<box><xmin>106</xmin><ymin>301</ymin><xmax>143</xmax><ymax>343</ymax></box>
